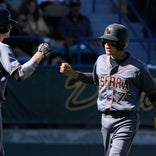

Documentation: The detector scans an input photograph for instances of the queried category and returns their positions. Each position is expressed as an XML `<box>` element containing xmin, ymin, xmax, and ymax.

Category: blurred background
<box><xmin>1</xmin><ymin>0</ymin><xmax>156</xmax><ymax>155</ymax></box>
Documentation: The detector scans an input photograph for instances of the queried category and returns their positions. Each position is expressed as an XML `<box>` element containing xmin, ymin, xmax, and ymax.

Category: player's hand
<box><xmin>38</xmin><ymin>42</ymin><xmax>51</xmax><ymax>58</ymax></box>
<box><xmin>60</xmin><ymin>62</ymin><xmax>78</xmax><ymax>79</ymax></box>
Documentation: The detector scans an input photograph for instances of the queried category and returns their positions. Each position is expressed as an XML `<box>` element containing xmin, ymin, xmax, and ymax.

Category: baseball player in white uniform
<box><xmin>0</xmin><ymin>8</ymin><xmax>51</xmax><ymax>156</ymax></box>
<box><xmin>60</xmin><ymin>23</ymin><xmax>156</xmax><ymax>156</ymax></box>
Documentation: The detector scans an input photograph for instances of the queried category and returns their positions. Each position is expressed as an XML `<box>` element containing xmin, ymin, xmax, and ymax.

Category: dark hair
<box><xmin>0</xmin><ymin>7</ymin><xmax>16</xmax><ymax>25</ymax></box>
<box><xmin>19</xmin><ymin>0</ymin><xmax>40</xmax><ymax>21</ymax></box>
<box><xmin>0</xmin><ymin>7</ymin><xmax>16</xmax><ymax>33</ymax></box>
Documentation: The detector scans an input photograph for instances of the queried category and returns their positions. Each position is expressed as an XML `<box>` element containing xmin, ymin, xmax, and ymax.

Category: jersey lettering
<box><xmin>99</xmin><ymin>75</ymin><xmax>128</xmax><ymax>102</ymax></box>
<box><xmin>99</xmin><ymin>75</ymin><xmax>128</xmax><ymax>89</ymax></box>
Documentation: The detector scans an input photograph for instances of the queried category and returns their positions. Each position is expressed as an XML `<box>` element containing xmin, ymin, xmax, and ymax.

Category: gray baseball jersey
<box><xmin>93</xmin><ymin>53</ymin><xmax>156</xmax><ymax>113</ymax></box>
<box><xmin>0</xmin><ymin>42</ymin><xmax>38</xmax><ymax>101</ymax></box>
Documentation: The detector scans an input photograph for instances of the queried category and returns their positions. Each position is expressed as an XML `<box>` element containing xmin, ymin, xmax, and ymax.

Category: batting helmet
<box><xmin>0</xmin><ymin>7</ymin><xmax>17</xmax><ymax>34</ymax></box>
<box><xmin>100</xmin><ymin>23</ymin><xmax>129</xmax><ymax>50</ymax></box>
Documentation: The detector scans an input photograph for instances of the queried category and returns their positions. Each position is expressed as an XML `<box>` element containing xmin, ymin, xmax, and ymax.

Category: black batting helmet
<box><xmin>100</xmin><ymin>23</ymin><xmax>129</xmax><ymax>50</ymax></box>
<box><xmin>0</xmin><ymin>7</ymin><xmax>17</xmax><ymax>34</ymax></box>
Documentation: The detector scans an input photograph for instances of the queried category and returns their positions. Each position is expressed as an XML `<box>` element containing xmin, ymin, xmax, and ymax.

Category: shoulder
<box><xmin>0</xmin><ymin>42</ymin><xmax>10</xmax><ymax>52</ymax></box>
<box><xmin>97</xmin><ymin>54</ymin><xmax>108</xmax><ymax>61</ymax></box>
<box><xmin>126</xmin><ymin>54</ymin><xmax>149</xmax><ymax>74</ymax></box>
<box><xmin>128</xmin><ymin>55</ymin><xmax>145</xmax><ymax>68</ymax></box>
<box><xmin>95</xmin><ymin>54</ymin><xmax>109</xmax><ymax>66</ymax></box>
<box><xmin>0</xmin><ymin>42</ymin><xmax>9</xmax><ymax>47</ymax></box>
<box><xmin>0</xmin><ymin>42</ymin><xmax>13</xmax><ymax>57</ymax></box>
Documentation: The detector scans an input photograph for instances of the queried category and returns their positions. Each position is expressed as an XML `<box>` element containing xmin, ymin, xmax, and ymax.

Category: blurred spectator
<box><xmin>11</xmin><ymin>13</ymin><xmax>29</xmax><ymax>36</ymax></box>
<box><xmin>0</xmin><ymin>0</ymin><xmax>17</xmax><ymax>18</ymax></box>
<box><xmin>38</xmin><ymin>0</ymin><xmax>67</xmax><ymax>40</ymax></box>
<box><xmin>113</xmin><ymin>0</ymin><xmax>138</xmax><ymax>22</ymax></box>
<box><xmin>14</xmin><ymin>0</ymin><xmax>53</xmax><ymax>64</ymax></box>
<box><xmin>17</xmin><ymin>0</ymin><xmax>66</xmax><ymax>65</ymax></box>
<box><xmin>37</xmin><ymin>0</ymin><xmax>69</xmax><ymax>64</ymax></box>
<box><xmin>113</xmin><ymin>0</ymin><xmax>128</xmax><ymax>15</ymax></box>
<box><xmin>7</xmin><ymin>12</ymin><xmax>40</xmax><ymax>58</ymax></box>
<box><xmin>59</xmin><ymin>0</ymin><xmax>98</xmax><ymax>64</ymax></box>
<box><xmin>113</xmin><ymin>0</ymin><xmax>144</xmax><ymax>22</ymax></box>
<box><xmin>19</xmin><ymin>0</ymin><xmax>50</xmax><ymax>38</ymax></box>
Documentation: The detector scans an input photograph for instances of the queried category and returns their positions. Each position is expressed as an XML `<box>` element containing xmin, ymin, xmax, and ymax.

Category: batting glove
<box><xmin>38</xmin><ymin>42</ymin><xmax>51</xmax><ymax>58</ymax></box>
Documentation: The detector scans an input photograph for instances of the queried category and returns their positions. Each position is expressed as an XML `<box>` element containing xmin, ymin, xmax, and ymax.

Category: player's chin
<box><xmin>105</xmin><ymin>48</ymin><xmax>112</xmax><ymax>53</ymax></box>
<box><xmin>105</xmin><ymin>51</ymin><xmax>111</xmax><ymax>55</ymax></box>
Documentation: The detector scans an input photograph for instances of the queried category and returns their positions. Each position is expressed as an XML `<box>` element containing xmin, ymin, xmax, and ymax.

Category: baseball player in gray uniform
<box><xmin>0</xmin><ymin>8</ymin><xmax>51</xmax><ymax>156</ymax></box>
<box><xmin>60</xmin><ymin>23</ymin><xmax>156</xmax><ymax>156</ymax></box>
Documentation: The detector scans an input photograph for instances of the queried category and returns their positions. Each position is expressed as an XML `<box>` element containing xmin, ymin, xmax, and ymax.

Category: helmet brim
<box><xmin>99</xmin><ymin>34</ymin><xmax>119</xmax><ymax>41</ymax></box>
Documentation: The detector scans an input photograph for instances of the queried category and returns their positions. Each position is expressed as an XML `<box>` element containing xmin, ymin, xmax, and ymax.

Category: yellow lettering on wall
<box><xmin>65</xmin><ymin>77</ymin><xmax>98</xmax><ymax>111</ymax></box>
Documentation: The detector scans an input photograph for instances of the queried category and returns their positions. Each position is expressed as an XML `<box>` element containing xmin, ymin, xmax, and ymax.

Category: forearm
<box><xmin>60</xmin><ymin>63</ymin><xmax>94</xmax><ymax>84</ymax></box>
<box><xmin>31</xmin><ymin>52</ymin><xmax>43</xmax><ymax>64</ymax></box>
<box><xmin>11</xmin><ymin>43</ymin><xmax>51</xmax><ymax>80</ymax></box>
<box><xmin>65</xmin><ymin>70</ymin><xmax>94</xmax><ymax>84</ymax></box>
<box><xmin>77</xmin><ymin>72</ymin><xmax>94</xmax><ymax>84</ymax></box>
<box><xmin>12</xmin><ymin>58</ymin><xmax>39</xmax><ymax>80</ymax></box>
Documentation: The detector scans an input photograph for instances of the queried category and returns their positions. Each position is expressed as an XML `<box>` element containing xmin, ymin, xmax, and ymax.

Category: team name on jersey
<box><xmin>99</xmin><ymin>75</ymin><xmax>128</xmax><ymax>90</ymax></box>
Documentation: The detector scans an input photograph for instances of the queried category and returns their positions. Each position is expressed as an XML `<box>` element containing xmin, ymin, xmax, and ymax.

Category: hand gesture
<box><xmin>38</xmin><ymin>42</ymin><xmax>51</xmax><ymax>58</ymax></box>
<box><xmin>60</xmin><ymin>62</ymin><xmax>78</xmax><ymax>79</ymax></box>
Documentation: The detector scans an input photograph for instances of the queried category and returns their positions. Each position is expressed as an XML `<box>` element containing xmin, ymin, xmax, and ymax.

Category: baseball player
<box><xmin>0</xmin><ymin>8</ymin><xmax>51</xmax><ymax>156</ymax></box>
<box><xmin>60</xmin><ymin>23</ymin><xmax>156</xmax><ymax>156</ymax></box>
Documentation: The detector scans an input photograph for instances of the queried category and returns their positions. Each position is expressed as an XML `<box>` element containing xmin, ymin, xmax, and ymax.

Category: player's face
<box><xmin>102</xmin><ymin>39</ymin><xmax>119</xmax><ymax>57</ymax></box>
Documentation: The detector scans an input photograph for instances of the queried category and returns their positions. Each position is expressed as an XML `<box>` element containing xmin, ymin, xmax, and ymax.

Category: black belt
<box><xmin>102</xmin><ymin>110</ymin><xmax>136</xmax><ymax>116</ymax></box>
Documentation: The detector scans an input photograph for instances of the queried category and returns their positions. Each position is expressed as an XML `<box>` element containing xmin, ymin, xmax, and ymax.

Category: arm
<box><xmin>60</xmin><ymin>62</ymin><xmax>94</xmax><ymax>84</ymax></box>
<box><xmin>11</xmin><ymin>43</ymin><xmax>51</xmax><ymax>80</ymax></box>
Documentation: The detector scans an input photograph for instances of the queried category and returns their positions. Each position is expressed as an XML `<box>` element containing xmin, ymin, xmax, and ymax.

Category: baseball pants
<box><xmin>101</xmin><ymin>112</ymin><xmax>140</xmax><ymax>156</ymax></box>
